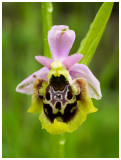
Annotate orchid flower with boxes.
[16,25,102,135]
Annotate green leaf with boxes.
[77,2,114,66]
[41,2,53,58]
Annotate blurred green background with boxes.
[2,2,119,158]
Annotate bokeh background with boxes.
[2,2,119,158]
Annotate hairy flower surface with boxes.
[16,25,102,134]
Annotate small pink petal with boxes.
[35,56,53,69]
[69,64,102,100]
[48,25,75,61]
[16,67,49,95]
[62,53,83,70]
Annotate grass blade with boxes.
[77,2,114,66]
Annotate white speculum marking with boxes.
[44,85,76,114]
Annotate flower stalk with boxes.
[41,2,53,58]
[58,134,66,158]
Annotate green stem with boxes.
[41,2,53,58]
[49,134,66,158]
[58,134,66,158]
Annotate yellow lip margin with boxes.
[39,91,98,135]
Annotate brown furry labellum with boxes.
[33,76,87,123]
